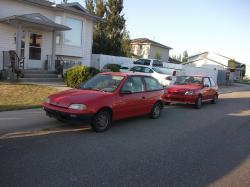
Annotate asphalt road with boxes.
[0,90,250,187]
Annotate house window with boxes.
[64,17,83,47]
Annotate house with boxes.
[185,52,245,80]
[130,38,172,62]
[0,0,101,80]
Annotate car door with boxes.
[143,76,164,112]
[113,76,146,120]
[202,77,212,100]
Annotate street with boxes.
[0,89,250,187]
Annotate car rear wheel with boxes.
[211,94,218,104]
[150,102,162,119]
[195,96,202,109]
[91,109,112,132]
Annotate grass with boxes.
[0,82,59,111]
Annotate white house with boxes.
[0,0,101,73]
[185,52,244,80]
[130,38,172,62]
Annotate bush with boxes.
[64,65,100,88]
[103,64,121,72]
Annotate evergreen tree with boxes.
[85,0,131,56]
[182,50,188,63]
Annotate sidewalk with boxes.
[218,83,250,94]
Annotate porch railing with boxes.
[2,50,24,79]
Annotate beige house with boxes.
[130,38,172,62]
[0,0,100,73]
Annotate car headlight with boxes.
[44,97,50,104]
[68,104,87,110]
[185,90,194,95]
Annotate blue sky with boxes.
[55,0,250,64]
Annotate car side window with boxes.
[153,60,163,67]
[209,78,216,87]
[204,78,211,87]
[131,66,142,72]
[144,77,163,91]
[121,77,144,93]
[142,67,153,73]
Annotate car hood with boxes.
[48,89,111,108]
[167,84,201,93]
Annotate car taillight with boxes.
[172,71,176,76]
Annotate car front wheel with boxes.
[211,94,218,104]
[91,109,112,132]
[195,96,202,109]
[150,102,162,119]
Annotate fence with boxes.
[91,54,136,69]
[91,54,232,84]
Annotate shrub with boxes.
[64,65,100,88]
[103,64,121,72]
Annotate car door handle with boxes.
[142,96,146,99]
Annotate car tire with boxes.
[150,102,162,119]
[195,96,202,109]
[91,109,112,132]
[211,94,218,104]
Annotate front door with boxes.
[27,32,43,69]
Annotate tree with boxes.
[182,50,188,63]
[85,0,131,56]
[154,50,161,60]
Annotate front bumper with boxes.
[164,94,197,104]
[43,103,94,122]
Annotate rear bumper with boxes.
[43,104,94,122]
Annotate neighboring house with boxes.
[0,0,101,72]
[130,38,172,62]
[185,52,244,80]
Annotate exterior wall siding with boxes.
[0,0,94,69]
[0,24,16,70]
[148,45,169,62]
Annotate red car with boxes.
[164,75,218,108]
[43,72,165,132]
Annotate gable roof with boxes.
[17,0,102,22]
[131,38,172,49]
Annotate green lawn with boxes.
[0,82,59,111]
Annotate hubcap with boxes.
[153,105,161,117]
[96,113,109,129]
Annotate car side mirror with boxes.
[120,90,132,94]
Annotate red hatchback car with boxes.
[43,72,165,132]
[164,75,218,108]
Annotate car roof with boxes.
[131,65,153,68]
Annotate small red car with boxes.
[43,72,165,132]
[164,75,218,108]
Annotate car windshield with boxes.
[80,74,124,92]
[174,76,202,85]
[152,67,173,75]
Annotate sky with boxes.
[55,0,250,64]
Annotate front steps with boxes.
[19,70,64,83]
